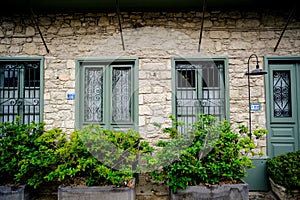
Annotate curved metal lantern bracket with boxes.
[245,54,267,138]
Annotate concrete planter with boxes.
[269,178,300,200]
[0,185,35,200]
[243,156,269,191]
[58,185,136,200]
[170,182,249,200]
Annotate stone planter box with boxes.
[269,178,300,200]
[58,185,136,200]
[0,185,35,200]
[170,182,249,200]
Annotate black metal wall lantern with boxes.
[245,54,267,139]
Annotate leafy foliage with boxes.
[0,121,153,188]
[146,114,266,193]
[252,125,268,139]
[16,128,67,188]
[44,124,153,187]
[0,118,45,186]
[267,150,300,193]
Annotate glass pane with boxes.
[24,63,40,123]
[202,62,220,88]
[24,63,40,87]
[112,67,131,122]
[84,67,103,122]
[273,70,292,118]
[1,64,19,88]
[177,69,196,88]
[202,62,223,119]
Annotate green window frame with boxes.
[172,57,229,132]
[0,57,44,124]
[75,58,139,131]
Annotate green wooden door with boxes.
[266,58,300,158]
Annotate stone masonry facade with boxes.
[0,10,300,155]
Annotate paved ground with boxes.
[249,191,279,200]
[36,191,279,200]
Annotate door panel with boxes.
[267,63,299,158]
[271,144,295,157]
[270,126,295,137]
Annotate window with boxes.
[76,59,138,131]
[172,57,229,133]
[0,58,44,124]
[273,70,292,118]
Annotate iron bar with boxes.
[274,3,296,52]
[115,0,125,51]
[247,55,254,138]
[198,0,206,52]
[30,9,50,53]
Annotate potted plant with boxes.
[242,126,269,191]
[267,150,300,200]
[44,124,153,200]
[144,114,265,200]
[0,118,45,200]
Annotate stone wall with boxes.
[0,10,300,154]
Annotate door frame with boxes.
[264,56,300,157]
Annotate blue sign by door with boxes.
[250,103,261,112]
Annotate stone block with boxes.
[236,19,260,28]
[159,71,171,79]
[47,27,58,34]
[141,63,168,71]
[152,86,164,93]
[150,117,165,124]
[170,183,249,200]
[139,95,144,105]
[139,116,146,126]
[70,20,81,27]
[139,105,153,115]
[1,21,14,30]
[98,17,110,26]
[64,81,75,88]
[22,43,38,55]
[67,60,75,69]
[0,185,35,200]
[58,27,74,36]
[209,30,230,39]
[269,178,300,200]
[228,40,251,50]
[39,17,52,26]
[9,46,21,53]
[51,92,66,100]
[0,30,4,37]
[25,26,35,36]
[139,86,152,94]
[58,185,135,200]
[143,94,166,103]
[136,174,168,200]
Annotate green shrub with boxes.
[0,120,153,188]
[145,114,266,193]
[267,150,300,193]
[45,124,153,187]
[16,128,67,188]
[0,118,68,188]
[0,118,45,186]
